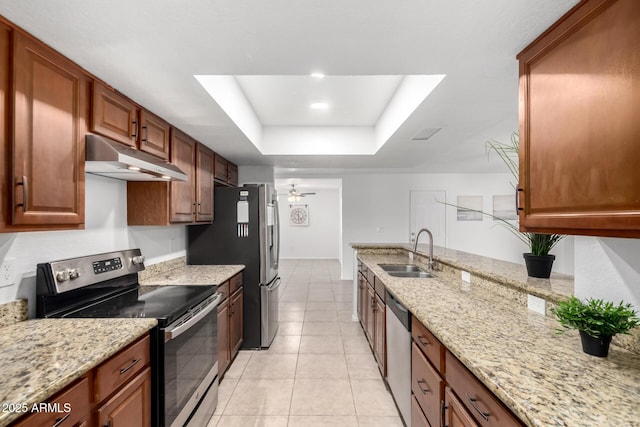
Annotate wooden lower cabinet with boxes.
[96,367,151,427]
[373,292,386,375]
[411,394,431,427]
[230,287,243,358]
[218,298,230,377]
[218,272,244,379]
[365,284,375,343]
[411,342,443,427]
[444,386,478,427]
[357,273,365,324]
[10,334,151,427]
[12,377,91,427]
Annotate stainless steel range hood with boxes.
[85,134,188,181]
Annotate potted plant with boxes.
[486,133,564,278]
[552,296,639,357]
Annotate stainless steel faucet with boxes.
[413,228,434,270]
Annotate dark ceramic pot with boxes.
[579,330,612,357]
[523,253,555,278]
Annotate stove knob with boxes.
[131,255,145,265]
[68,268,80,279]
[55,269,69,282]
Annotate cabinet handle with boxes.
[516,187,524,211]
[16,176,27,212]
[141,125,148,142]
[52,413,70,427]
[103,421,113,427]
[416,379,430,394]
[417,335,429,347]
[466,394,490,421]
[131,119,138,139]
[119,358,141,375]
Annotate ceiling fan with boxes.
[280,184,316,202]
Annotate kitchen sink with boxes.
[378,264,434,278]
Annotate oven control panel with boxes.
[37,248,146,295]
[92,257,123,274]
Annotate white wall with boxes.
[277,188,341,259]
[575,237,640,311]
[0,174,186,316]
[330,172,574,280]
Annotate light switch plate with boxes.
[461,270,471,283]
[527,294,546,315]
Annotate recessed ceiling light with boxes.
[311,72,325,79]
[310,102,329,110]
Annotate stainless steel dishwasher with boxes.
[385,289,411,426]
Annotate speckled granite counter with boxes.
[354,243,574,303]
[0,318,157,426]
[139,260,245,287]
[355,249,640,426]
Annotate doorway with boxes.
[409,190,446,247]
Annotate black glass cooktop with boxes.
[61,285,217,327]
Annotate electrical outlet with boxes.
[0,258,16,287]
[527,294,546,315]
[461,270,471,283]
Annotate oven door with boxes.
[161,293,221,427]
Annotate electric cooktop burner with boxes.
[59,285,217,326]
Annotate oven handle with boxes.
[164,293,222,342]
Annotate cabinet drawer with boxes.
[411,342,443,427]
[13,377,90,427]
[373,276,386,301]
[411,394,431,427]
[96,367,151,427]
[217,280,230,303]
[95,335,150,402]
[366,269,376,287]
[445,351,522,427]
[411,316,444,373]
[229,272,243,294]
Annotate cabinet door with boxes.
[195,143,214,222]
[214,154,228,182]
[365,284,375,344]
[169,128,196,222]
[374,293,386,375]
[230,287,243,358]
[218,300,230,377]
[412,343,443,427]
[91,80,137,147]
[357,273,365,324]
[96,367,152,427]
[139,109,170,160]
[228,162,238,186]
[517,0,640,237]
[444,386,478,427]
[12,32,87,226]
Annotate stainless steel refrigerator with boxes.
[187,183,280,348]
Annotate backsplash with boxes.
[0,300,28,328]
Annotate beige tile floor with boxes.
[207,259,403,427]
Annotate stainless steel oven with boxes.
[160,292,220,427]
[36,249,221,427]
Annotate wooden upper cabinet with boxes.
[11,31,87,226]
[228,162,238,186]
[214,153,228,182]
[91,81,170,160]
[196,144,214,222]
[139,109,170,160]
[91,80,137,147]
[517,0,640,237]
[169,129,196,223]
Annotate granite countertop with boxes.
[0,318,157,426]
[352,243,574,303]
[356,251,640,427]
[139,263,245,286]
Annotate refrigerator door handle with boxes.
[273,198,280,269]
[266,277,281,292]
